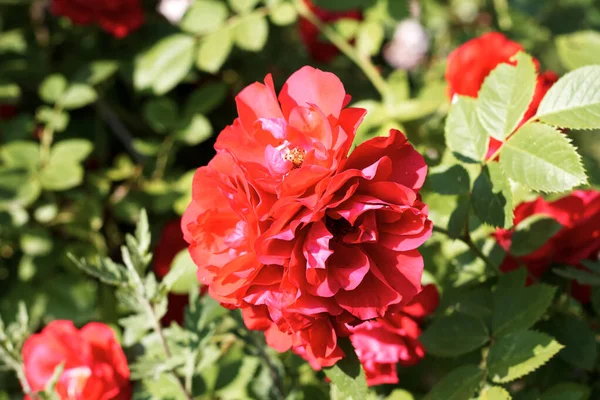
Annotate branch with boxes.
[293,0,390,99]
[432,225,502,276]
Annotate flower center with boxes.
[283,147,306,169]
[325,215,354,239]
[61,366,92,400]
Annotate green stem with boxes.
[39,103,63,167]
[152,136,174,181]
[294,0,390,99]
[433,225,502,276]
[493,0,513,30]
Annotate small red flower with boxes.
[350,285,439,386]
[445,32,559,160]
[495,190,600,303]
[154,219,191,325]
[22,321,130,400]
[298,0,362,63]
[52,0,144,38]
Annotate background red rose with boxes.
[154,219,191,325]
[298,0,362,63]
[495,190,600,302]
[52,0,144,38]
[445,32,559,159]
[350,284,439,386]
[22,321,130,400]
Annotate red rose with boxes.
[298,0,362,63]
[154,219,191,325]
[52,0,144,38]
[183,66,432,369]
[350,285,439,386]
[22,320,130,400]
[445,32,559,160]
[494,190,600,303]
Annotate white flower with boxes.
[158,0,193,24]
[383,19,430,71]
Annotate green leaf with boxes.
[68,254,127,286]
[553,267,600,285]
[477,52,537,140]
[175,114,213,145]
[480,386,512,400]
[537,65,600,129]
[428,164,470,195]
[487,331,563,383]
[39,161,84,191]
[197,29,233,73]
[0,81,21,103]
[50,139,93,164]
[269,2,297,26]
[162,250,198,294]
[541,383,591,400]
[181,0,229,35]
[1,141,40,169]
[445,96,489,163]
[143,98,179,133]
[20,229,53,256]
[185,82,227,115]
[312,0,374,11]
[509,215,562,257]
[73,60,119,85]
[592,288,600,315]
[447,195,470,238]
[472,163,513,228]
[423,365,482,400]
[135,209,151,255]
[36,106,70,132]
[39,74,67,104]
[324,340,369,400]
[134,34,195,95]
[60,83,97,109]
[499,123,586,192]
[556,31,600,71]
[386,389,415,400]
[544,314,597,370]
[234,13,269,52]
[493,284,556,337]
[229,0,259,13]
[420,314,489,357]
[356,21,384,57]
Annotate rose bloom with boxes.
[52,0,144,38]
[154,219,191,325]
[298,0,362,63]
[350,285,439,385]
[495,190,600,303]
[445,32,559,159]
[182,66,432,368]
[22,320,130,400]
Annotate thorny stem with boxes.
[0,345,36,399]
[432,225,502,276]
[293,0,390,99]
